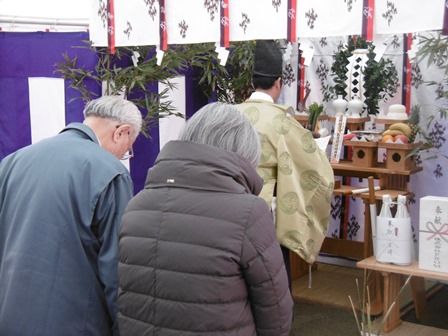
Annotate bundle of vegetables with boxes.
[306,102,324,132]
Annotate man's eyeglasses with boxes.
[121,147,134,161]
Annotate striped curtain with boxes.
[0,32,200,194]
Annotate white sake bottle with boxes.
[394,195,413,265]
[376,194,393,263]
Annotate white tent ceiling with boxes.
[0,0,90,31]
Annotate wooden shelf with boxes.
[343,140,379,147]
[294,114,329,128]
[323,160,423,261]
[331,160,423,179]
[368,321,448,336]
[294,114,329,122]
[357,256,448,281]
[375,118,409,126]
[332,185,411,200]
[358,256,448,334]
[328,116,371,123]
[328,116,371,131]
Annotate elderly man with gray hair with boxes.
[0,95,142,336]
[118,102,293,336]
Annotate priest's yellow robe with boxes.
[237,99,334,264]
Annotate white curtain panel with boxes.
[408,31,448,219]
[375,0,445,35]
[28,77,66,144]
[158,76,186,151]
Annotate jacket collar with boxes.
[145,141,263,196]
[59,123,100,145]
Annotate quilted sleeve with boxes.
[241,198,294,336]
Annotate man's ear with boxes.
[113,124,131,142]
[273,77,282,92]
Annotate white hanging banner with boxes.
[229,0,287,42]
[88,0,447,47]
[165,0,220,45]
[295,0,363,38]
[375,0,445,35]
[114,0,160,47]
[89,0,108,47]
[90,0,160,47]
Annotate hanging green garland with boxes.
[322,36,399,115]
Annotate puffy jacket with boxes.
[118,140,293,336]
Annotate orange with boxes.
[381,134,394,143]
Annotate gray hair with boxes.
[83,96,143,137]
[179,102,261,168]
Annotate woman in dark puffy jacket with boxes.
[118,102,293,336]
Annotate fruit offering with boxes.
[381,122,411,144]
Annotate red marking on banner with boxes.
[366,0,374,41]
[159,0,168,50]
[287,0,297,43]
[220,0,229,48]
[362,0,374,41]
[107,0,115,54]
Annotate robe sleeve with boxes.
[275,117,334,264]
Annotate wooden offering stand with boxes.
[295,114,329,128]
[322,116,421,317]
[329,116,370,131]
[343,140,378,168]
[378,141,421,171]
[291,114,422,319]
[375,118,409,128]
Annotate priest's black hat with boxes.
[253,40,283,78]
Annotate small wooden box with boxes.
[343,140,378,167]
[378,142,420,171]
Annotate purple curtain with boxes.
[0,31,159,194]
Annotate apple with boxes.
[394,134,409,144]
